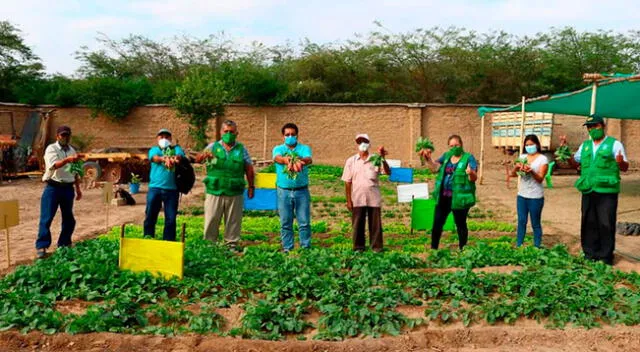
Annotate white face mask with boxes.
[158,138,171,149]
[358,143,370,152]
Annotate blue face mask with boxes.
[285,135,297,146]
[525,145,537,154]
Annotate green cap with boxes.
[583,114,605,126]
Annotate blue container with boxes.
[129,183,140,194]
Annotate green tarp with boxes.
[411,199,456,232]
[478,74,640,119]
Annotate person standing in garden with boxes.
[561,114,628,265]
[143,128,185,241]
[36,126,83,258]
[420,134,478,250]
[273,123,313,252]
[197,120,255,252]
[510,134,549,248]
[341,133,390,252]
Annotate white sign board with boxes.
[397,183,429,203]
[386,159,402,168]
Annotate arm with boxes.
[345,182,353,212]
[559,135,580,169]
[420,149,441,173]
[245,163,255,199]
[466,155,478,182]
[529,163,548,184]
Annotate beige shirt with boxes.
[341,154,382,208]
[42,142,77,183]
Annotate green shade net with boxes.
[478,74,640,119]
[411,199,456,231]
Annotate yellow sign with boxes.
[255,173,277,189]
[0,200,19,230]
[119,238,184,279]
[103,182,114,205]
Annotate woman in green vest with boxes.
[420,135,478,249]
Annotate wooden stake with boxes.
[479,115,486,185]
[120,223,126,239]
[590,83,598,115]
[4,215,10,269]
[263,113,268,160]
[517,96,527,189]
[106,204,109,231]
[181,223,186,243]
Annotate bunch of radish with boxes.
[415,137,435,164]
[285,151,302,180]
[69,161,85,177]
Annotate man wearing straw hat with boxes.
[560,114,628,265]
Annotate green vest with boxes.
[574,137,620,194]
[433,152,476,210]
[203,142,246,196]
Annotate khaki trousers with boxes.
[204,194,244,246]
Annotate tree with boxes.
[0,21,44,101]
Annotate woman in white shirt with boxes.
[510,135,549,248]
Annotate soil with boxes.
[1,166,639,351]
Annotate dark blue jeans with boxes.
[36,184,76,249]
[144,187,179,241]
[516,195,544,247]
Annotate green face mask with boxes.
[450,146,463,156]
[222,132,237,144]
[589,128,604,140]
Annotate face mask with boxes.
[158,138,171,149]
[450,146,463,156]
[525,145,537,154]
[285,135,297,146]
[358,143,370,152]
[222,132,236,144]
[589,128,604,140]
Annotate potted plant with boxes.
[129,173,141,194]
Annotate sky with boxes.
[2,0,640,75]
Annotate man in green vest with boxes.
[197,120,255,252]
[560,114,629,265]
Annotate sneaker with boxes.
[36,248,47,259]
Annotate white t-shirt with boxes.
[517,153,548,199]
[42,142,78,183]
[573,136,628,163]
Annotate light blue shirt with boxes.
[273,143,312,188]
[148,145,186,190]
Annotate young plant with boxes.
[514,156,528,177]
[555,145,572,162]
[415,137,435,163]
[369,153,384,167]
[130,173,141,184]
[69,160,85,177]
[285,151,301,180]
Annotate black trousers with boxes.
[431,196,469,249]
[352,207,383,251]
[581,192,618,265]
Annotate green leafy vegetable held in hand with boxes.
[555,145,572,162]
[163,147,176,171]
[415,137,435,163]
[515,157,528,177]
[369,153,384,167]
[285,151,301,180]
[69,161,85,177]
[130,173,141,184]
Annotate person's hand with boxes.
[522,164,532,173]
[559,135,567,147]
[514,162,522,171]
[66,154,81,163]
[616,150,624,164]
[419,149,432,161]
[346,199,353,212]
[247,187,255,199]
[466,165,476,176]
[378,146,388,158]
[75,188,83,201]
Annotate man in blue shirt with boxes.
[144,129,185,241]
[273,123,313,252]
